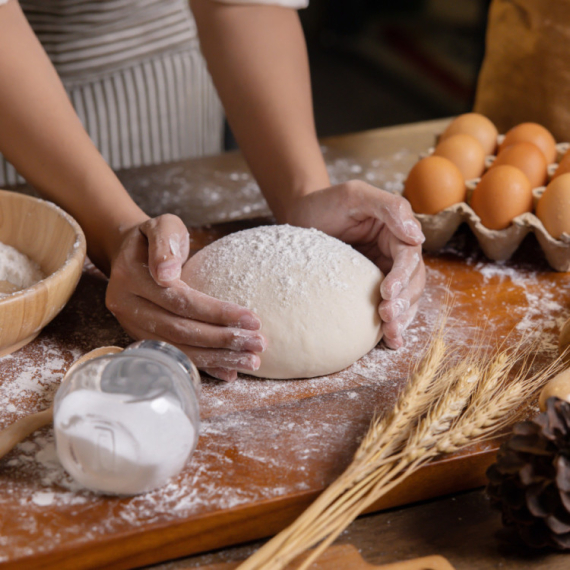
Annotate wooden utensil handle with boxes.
[0,407,53,459]
[0,345,123,461]
[197,544,455,569]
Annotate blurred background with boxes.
[300,0,493,137]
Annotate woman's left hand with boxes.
[285,180,426,349]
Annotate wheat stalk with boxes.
[236,325,565,570]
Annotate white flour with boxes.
[3,139,570,562]
[121,146,415,226]
[188,225,368,309]
[0,241,44,296]
[55,390,197,495]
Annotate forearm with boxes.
[190,0,329,222]
[0,1,148,273]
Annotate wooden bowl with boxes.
[0,190,86,357]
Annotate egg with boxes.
[403,156,466,215]
[489,142,547,188]
[470,165,533,230]
[499,122,557,164]
[432,134,486,180]
[551,149,570,181]
[539,368,570,411]
[440,113,498,155]
[536,173,570,239]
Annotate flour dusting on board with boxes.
[121,145,413,226]
[0,251,567,561]
[3,139,570,562]
[1,251,569,564]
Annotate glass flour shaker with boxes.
[53,340,201,495]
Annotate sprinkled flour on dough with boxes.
[190,225,365,310]
[0,242,44,296]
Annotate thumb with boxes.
[139,214,191,287]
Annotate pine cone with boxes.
[486,397,570,549]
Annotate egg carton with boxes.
[406,139,570,272]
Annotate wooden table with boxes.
[1,118,570,570]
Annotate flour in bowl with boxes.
[0,241,44,296]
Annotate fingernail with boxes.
[157,260,180,282]
[393,298,410,318]
[404,220,425,242]
[169,236,181,258]
[239,355,261,371]
[238,314,261,330]
[219,369,237,382]
[383,335,403,350]
[380,298,409,321]
[386,281,403,300]
[230,331,267,352]
[210,368,236,382]
[245,335,267,353]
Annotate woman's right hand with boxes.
[105,214,266,382]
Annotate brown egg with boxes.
[489,142,547,188]
[536,173,570,238]
[440,113,498,155]
[539,368,570,411]
[403,156,466,215]
[551,149,570,181]
[432,134,486,180]
[499,122,557,164]
[470,165,533,230]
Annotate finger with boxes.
[120,295,267,351]
[122,262,262,329]
[379,262,424,323]
[183,346,261,371]
[380,244,423,301]
[379,296,410,324]
[162,282,262,329]
[382,303,419,349]
[114,225,259,330]
[203,368,238,382]
[352,183,425,246]
[125,323,262,370]
[140,214,191,286]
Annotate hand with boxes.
[285,181,426,349]
[106,214,266,382]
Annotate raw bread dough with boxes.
[182,225,383,379]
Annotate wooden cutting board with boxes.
[198,544,455,569]
[0,229,566,570]
[1,121,569,570]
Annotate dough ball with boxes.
[182,225,384,379]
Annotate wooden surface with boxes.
[1,118,570,570]
[0,190,86,356]
[194,544,455,570]
[160,490,570,570]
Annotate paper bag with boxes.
[474,0,570,141]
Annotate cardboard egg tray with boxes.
[404,138,570,272]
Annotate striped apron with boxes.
[0,0,224,186]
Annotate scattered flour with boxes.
[119,146,415,227]
[3,139,570,563]
[0,241,44,296]
[31,491,55,507]
[187,226,369,310]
